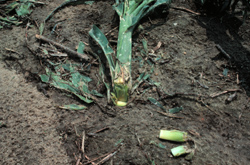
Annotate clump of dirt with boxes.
[1,0,250,164]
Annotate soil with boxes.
[1,0,250,164]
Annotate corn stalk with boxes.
[89,0,171,106]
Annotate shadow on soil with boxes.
[196,14,250,96]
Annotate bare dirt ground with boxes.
[1,0,250,164]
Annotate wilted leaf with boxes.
[148,78,161,87]
[74,93,93,103]
[71,72,92,88]
[91,90,104,97]
[39,22,44,35]
[0,16,22,25]
[169,106,183,114]
[223,68,228,76]
[131,72,150,93]
[5,2,19,14]
[114,139,124,146]
[59,104,87,110]
[149,140,167,149]
[16,2,33,16]
[40,74,49,83]
[142,39,148,54]
[148,97,166,111]
[42,49,48,55]
[77,41,85,54]
[84,1,95,5]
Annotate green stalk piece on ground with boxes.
[171,145,191,157]
[159,130,188,142]
[89,0,171,106]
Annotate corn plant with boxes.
[89,0,171,106]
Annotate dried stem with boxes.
[35,34,89,61]
[210,89,241,98]
[171,6,201,15]
[216,44,231,59]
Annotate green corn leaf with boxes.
[5,2,19,14]
[89,25,115,72]
[77,41,85,54]
[51,80,79,94]
[74,93,93,103]
[70,72,92,88]
[41,68,93,104]
[42,49,48,55]
[40,74,50,83]
[115,139,124,146]
[131,72,150,93]
[84,1,95,5]
[149,140,167,149]
[113,1,124,16]
[91,90,104,97]
[0,16,22,25]
[142,39,148,54]
[169,106,183,114]
[81,84,90,93]
[148,97,166,110]
[223,68,228,76]
[16,2,33,16]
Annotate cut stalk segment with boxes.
[171,145,192,157]
[159,130,188,142]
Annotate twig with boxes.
[17,0,46,4]
[105,26,118,35]
[156,110,184,119]
[150,41,162,54]
[35,34,90,61]
[188,130,201,137]
[199,99,221,116]
[81,131,85,153]
[84,154,107,165]
[5,48,22,56]
[95,151,117,165]
[93,127,110,134]
[83,145,122,165]
[236,74,240,84]
[76,154,82,165]
[171,6,201,15]
[153,41,162,52]
[87,127,110,136]
[210,89,241,98]
[215,44,231,59]
[85,155,97,165]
